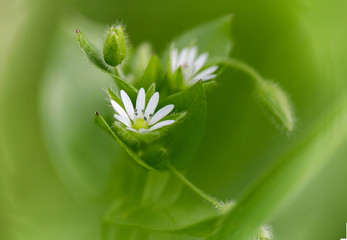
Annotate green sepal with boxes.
[170,66,185,92]
[145,83,156,104]
[103,25,127,67]
[256,79,295,132]
[95,108,187,171]
[107,88,124,108]
[76,29,109,72]
[109,74,139,101]
[135,54,163,90]
[94,112,155,170]
[129,42,153,79]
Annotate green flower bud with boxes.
[103,25,127,67]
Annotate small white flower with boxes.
[171,46,218,85]
[111,88,175,133]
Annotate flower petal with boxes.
[138,128,149,133]
[191,65,218,81]
[126,127,137,132]
[178,48,188,67]
[190,74,218,85]
[111,100,130,120]
[171,48,178,72]
[144,92,159,118]
[136,88,146,114]
[193,53,208,75]
[187,47,198,67]
[200,74,217,81]
[148,104,174,126]
[114,114,131,127]
[121,90,135,120]
[149,120,175,131]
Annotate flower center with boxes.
[133,118,148,130]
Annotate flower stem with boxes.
[114,66,121,77]
[168,164,225,210]
[225,58,263,84]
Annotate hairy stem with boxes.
[114,66,121,77]
[169,164,225,210]
[224,58,263,84]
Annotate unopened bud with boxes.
[103,25,127,67]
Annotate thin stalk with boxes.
[169,164,225,210]
[114,66,121,77]
[224,58,263,84]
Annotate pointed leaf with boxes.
[129,42,153,78]
[76,29,109,72]
[108,73,139,101]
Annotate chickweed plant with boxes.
[73,15,347,240]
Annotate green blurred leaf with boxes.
[166,15,233,62]
[41,23,125,200]
[208,99,347,240]
[128,42,153,79]
[102,171,222,239]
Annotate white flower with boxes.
[171,46,218,85]
[111,88,175,133]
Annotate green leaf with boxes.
[128,42,153,79]
[134,54,163,90]
[94,113,155,171]
[162,15,233,67]
[159,81,207,169]
[221,58,296,132]
[102,171,222,239]
[208,99,347,240]
[108,73,139,101]
[171,15,233,59]
[76,29,109,72]
[169,66,185,93]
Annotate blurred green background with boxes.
[1,0,347,239]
